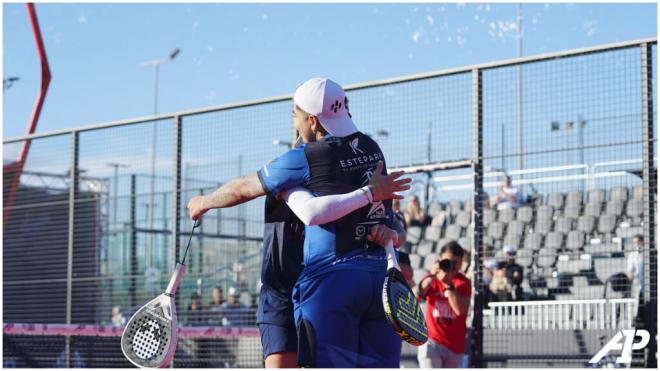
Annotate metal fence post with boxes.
[65,131,79,368]
[129,174,137,307]
[641,42,657,368]
[470,68,484,368]
[172,115,182,321]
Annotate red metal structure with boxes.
[3,3,52,229]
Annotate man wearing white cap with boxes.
[187,78,409,367]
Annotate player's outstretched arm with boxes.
[188,173,265,220]
[282,161,411,226]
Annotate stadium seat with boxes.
[556,255,591,273]
[594,257,626,284]
[632,185,643,200]
[457,237,471,252]
[554,217,574,234]
[626,198,643,220]
[498,207,516,223]
[566,230,586,251]
[534,218,553,235]
[487,222,505,240]
[615,226,643,239]
[536,205,554,221]
[406,226,422,244]
[588,189,606,204]
[449,200,463,216]
[464,198,473,213]
[423,255,438,271]
[423,225,442,242]
[597,214,617,235]
[445,224,463,240]
[431,212,448,227]
[436,238,452,253]
[515,248,533,267]
[516,206,534,224]
[577,215,596,234]
[585,202,602,218]
[584,242,622,255]
[524,233,544,251]
[605,200,624,216]
[507,220,525,236]
[416,240,435,256]
[455,211,471,228]
[545,231,564,250]
[564,204,581,220]
[427,202,443,217]
[547,192,564,211]
[610,187,628,203]
[413,268,428,284]
[483,208,497,226]
[536,248,558,268]
[503,234,521,249]
[409,254,423,269]
[566,190,584,207]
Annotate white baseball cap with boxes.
[293,77,358,137]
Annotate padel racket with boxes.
[382,240,428,346]
[121,220,200,368]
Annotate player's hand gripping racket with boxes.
[382,240,428,346]
[121,220,200,368]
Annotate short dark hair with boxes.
[440,241,465,258]
[633,234,643,242]
[398,252,411,266]
[191,293,200,300]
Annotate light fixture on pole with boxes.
[140,48,181,270]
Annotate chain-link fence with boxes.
[3,38,657,368]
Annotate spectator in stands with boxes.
[404,194,430,227]
[111,305,126,326]
[206,286,225,325]
[188,293,206,326]
[220,287,250,326]
[627,234,644,295]
[503,245,524,301]
[489,262,513,302]
[417,242,471,368]
[398,252,415,288]
[494,175,522,210]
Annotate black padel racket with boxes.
[382,240,428,346]
[121,220,199,368]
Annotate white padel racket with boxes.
[121,220,200,368]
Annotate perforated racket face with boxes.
[121,295,176,368]
[382,268,428,346]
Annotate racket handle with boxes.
[384,240,400,271]
[166,263,186,296]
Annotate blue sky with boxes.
[3,2,657,139]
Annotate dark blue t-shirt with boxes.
[256,194,305,326]
[257,133,394,281]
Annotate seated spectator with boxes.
[111,305,126,326]
[494,175,522,210]
[404,195,430,227]
[503,245,524,301]
[206,286,225,325]
[188,293,206,326]
[220,287,250,326]
[489,262,513,302]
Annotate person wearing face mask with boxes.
[416,241,471,368]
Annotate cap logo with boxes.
[330,100,342,113]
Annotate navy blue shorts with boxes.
[258,323,298,358]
